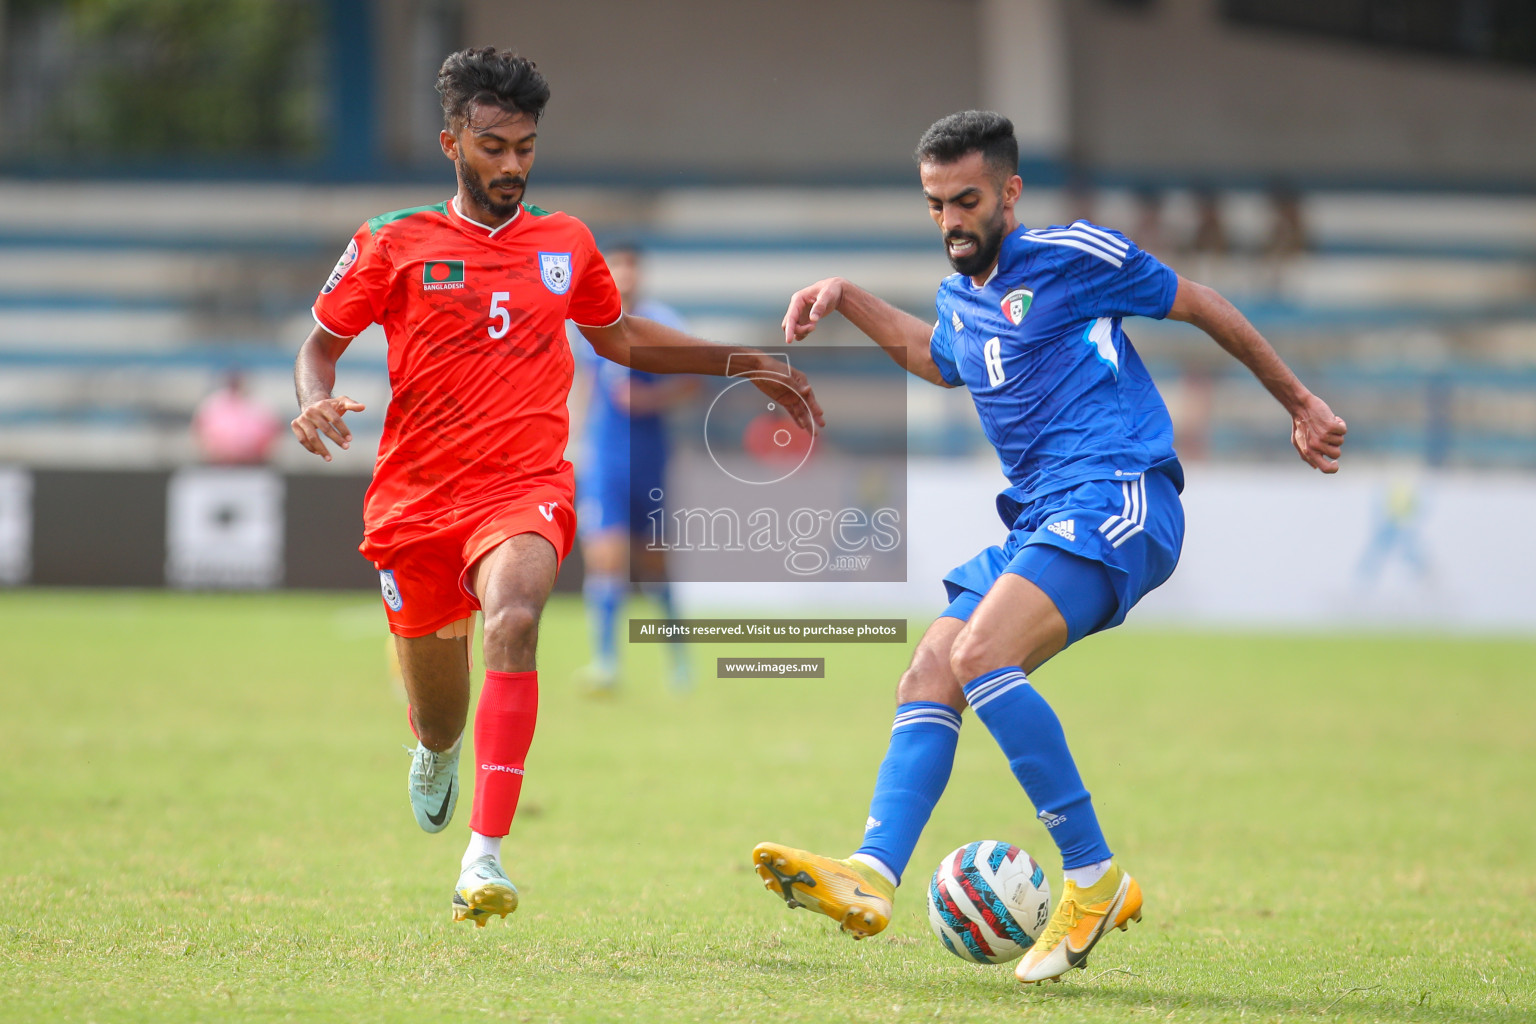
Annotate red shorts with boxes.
[362,481,576,638]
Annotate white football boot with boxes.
[407,739,459,833]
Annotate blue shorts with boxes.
[941,470,1184,647]
[577,456,665,537]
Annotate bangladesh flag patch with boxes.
[422,260,465,290]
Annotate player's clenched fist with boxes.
[291,395,366,462]
[1290,393,1347,474]
[783,277,846,343]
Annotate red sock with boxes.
[470,670,538,837]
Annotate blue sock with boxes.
[582,572,624,665]
[640,580,676,621]
[853,702,962,885]
[962,668,1112,870]
[641,581,689,681]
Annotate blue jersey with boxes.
[580,298,687,469]
[929,220,1182,526]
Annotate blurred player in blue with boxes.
[752,111,1347,983]
[575,242,696,692]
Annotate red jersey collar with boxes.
[449,195,523,238]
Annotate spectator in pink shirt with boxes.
[193,372,282,464]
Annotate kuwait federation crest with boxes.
[1002,287,1034,326]
[539,251,572,294]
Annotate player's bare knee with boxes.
[896,639,965,709]
[481,602,541,662]
[896,666,964,709]
[948,628,1016,686]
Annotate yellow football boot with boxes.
[1016,861,1141,983]
[451,855,519,928]
[752,842,895,939]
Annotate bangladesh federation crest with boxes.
[379,569,403,611]
[1002,287,1034,326]
[539,251,572,294]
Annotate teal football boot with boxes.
[407,739,459,833]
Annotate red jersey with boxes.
[312,198,621,552]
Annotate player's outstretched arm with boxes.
[579,315,825,431]
[291,322,366,463]
[1167,276,1346,474]
[625,376,700,415]
[783,277,954,387]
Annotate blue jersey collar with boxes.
[967,226,1029,291]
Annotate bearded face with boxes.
[920,152,1018,282]
[443,102,537,224]
[458,152,525,220]
[943,197,1007,277]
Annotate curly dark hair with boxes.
[914,110,1018,179]
[436,47,551,131]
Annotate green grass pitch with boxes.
[0,590,1531,1023]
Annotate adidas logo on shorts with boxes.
[1046,519,1076,542]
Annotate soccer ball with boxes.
[927,840,1051,964]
